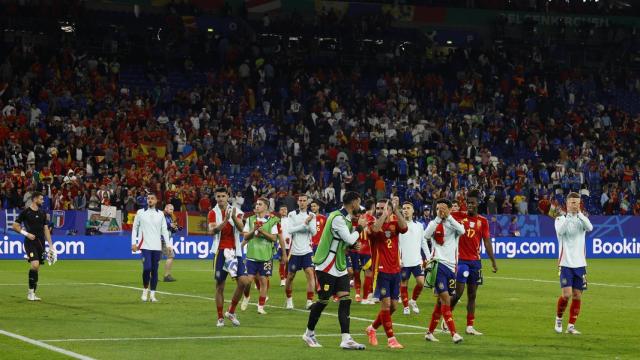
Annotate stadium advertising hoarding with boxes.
[1,210,639,259]
[0,235,638,261]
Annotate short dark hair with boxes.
[467,189,480,200]
[215,187,229,195]
[402,201,414,208]
[451,199,459,205]
[310,199,322,208]
[436,198,452,208]
[297,194,308,200]
[31,191,44,200]
[342,191,361,205]
[256,197,269,206]
[377,198,389,204]
[146,192,157,198]
[364,198,376,211]
[567,192,580,199]
[279,204,288,210]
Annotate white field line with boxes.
[0,283,103,286]
[40,332,426,343]
[0,329,96,360]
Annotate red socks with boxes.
[286,289,292,298]
[569,299,581,325]
[428,302,442,333]
[380,309,394,338]
[279,261,287,280]
[229,298,239,314]
[441,304,457,336]
[307,291,314,301]
[258,296,266,306]
[557,296,569,318]
[467,312,475,327]
[400,285,409,307]
[217,305,223,319]
[412,284,423,301]
[363,275,373,298]
[354,271,361,296]
[372,312,382,329]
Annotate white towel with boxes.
[222,248,238,278]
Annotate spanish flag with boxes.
[187,213,208,235]
[140,141,167,158]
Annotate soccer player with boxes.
[554,192,593,335]
[278,204,291,287]
[12,191,55,301]
[131,192,172,303]
[358,198,376,304]
[310,200,326,254]
[302,191,367,350]
[365,199,408,349]
[285,194,317,310]
[242,198,281,315]
[424,198,465,343]
[162,204,178,282]
[399,201,431,315]
[447,190,498,335]
[207,187,245,327]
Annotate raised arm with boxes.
[447,215,465,236]
[577,212,593,232]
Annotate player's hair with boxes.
[310,199,322,208]
[364,198,376,211]
[342,191,361,205]
[297,194,308,200]
[31,191,44,200]
[279,204,288,209]
[451,199,459,205]
[146,192,157,198]
[377,198,389,204]
[214,187,229,195]
[256,197,269,206]
[436,198,452,208]
[402,201,414,208]
[567,192,580,199]
[467,189,480,200]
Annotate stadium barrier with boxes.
[1,210,639,259]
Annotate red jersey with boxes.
[207,207,242,250]
[452,211,489,261]
[357,213,376,255]
[311,214,327,247]
[370,217,408,274]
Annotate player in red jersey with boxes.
[365,199,408,349]
[310,200,326,254]
[448,190,498,335]
[357,199,376,304]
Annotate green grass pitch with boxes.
[1,259,638,359]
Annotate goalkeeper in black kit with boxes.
[12,191,56,301]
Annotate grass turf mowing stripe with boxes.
[0,330,96,360]
[97,282,426,330]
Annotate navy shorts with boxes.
[434,263,457,296]
[456,260,483,285]
[560,266,587,290]
[246,259,273,277]
[213,251,246,282]
[401,265,425,281]
[347,253,371,271]
[141,249,162,271]
[288,253,313,272]
[375,271,402,299]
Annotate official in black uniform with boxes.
[12,191,55,301]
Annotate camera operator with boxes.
[162,204,181,282]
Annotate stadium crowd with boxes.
[1,2,640,218]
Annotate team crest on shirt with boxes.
[385,231,391,238]
[561,278,567,285]
[30,252,34,258]
[470,222,475,228]
[324,284,330,291]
